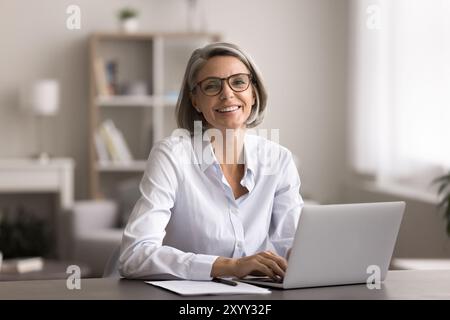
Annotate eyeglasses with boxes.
[193,73,253,96]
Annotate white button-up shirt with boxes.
[119,132,303,280]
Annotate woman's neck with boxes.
[210,128,246,165]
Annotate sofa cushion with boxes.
[75,229,123,277]
[115,178,141,228]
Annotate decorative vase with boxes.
[121,18,139,33]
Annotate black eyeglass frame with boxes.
[192,73,254,96]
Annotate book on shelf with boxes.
[105,60,118,95]
[93,57,117,96]
[93,57,109,97]
[94,130,110,164]
[1,257,44,274]
[96,119,133,164]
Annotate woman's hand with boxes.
[211,251,288,281]
[234,251,288,280]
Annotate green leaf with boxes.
[438,183,450,196]
[118,7,138,20]
[438,194,450,209]
[446,201,450,218]
[445,205,450,237]
[432,173,450,185]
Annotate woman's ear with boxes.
[251,85,256,106]
[190,92,201,113]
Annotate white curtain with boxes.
[349,0,450,188]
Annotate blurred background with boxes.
[0,0,449,279]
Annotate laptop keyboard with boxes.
[250,277,283,283]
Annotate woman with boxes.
[119,42,303,281]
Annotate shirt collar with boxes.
[243,133,258,176]
[192,132,218,172]
[192,131,258,175]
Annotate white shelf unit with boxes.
[96,95,178,108]
[88,32,220,198]
[96,95,156,107]
[95,160,147,172]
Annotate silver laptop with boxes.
[240,202,405,289]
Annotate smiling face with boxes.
[190,56,255,132]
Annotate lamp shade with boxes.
[20,80,60,116]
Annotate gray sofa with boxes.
[67,200,123,277]
[66,178,141,277]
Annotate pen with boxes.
[212,277,238,286]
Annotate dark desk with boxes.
[0,270,449,300]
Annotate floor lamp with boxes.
[20,79,60,163]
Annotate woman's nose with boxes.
[220,81,234,100]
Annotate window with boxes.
[349,0,450,189]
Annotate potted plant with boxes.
[0,206,51,258]
[118,7,139,33]
[432,171,450,237]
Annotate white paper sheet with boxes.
[146,280,271,296]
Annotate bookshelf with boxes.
[88,32,220,198]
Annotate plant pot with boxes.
[121,18,139,33]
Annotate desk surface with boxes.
[0,260,91,282]
[0,270,449,300]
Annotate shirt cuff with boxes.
[188,254,219,280]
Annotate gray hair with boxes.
[175,42,268,134]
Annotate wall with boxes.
[0,0,348,202]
